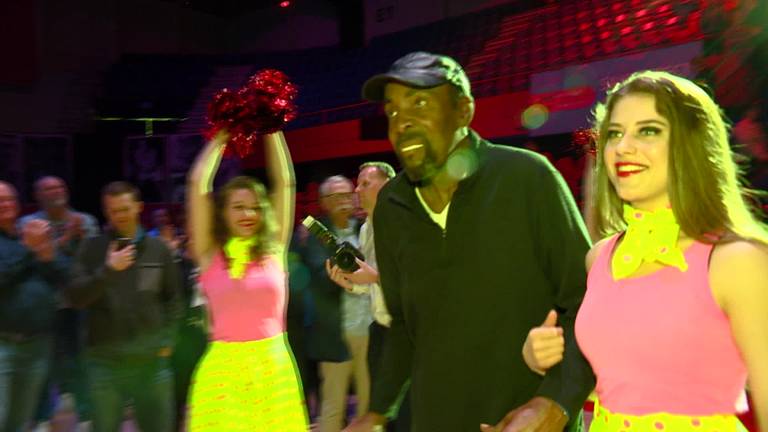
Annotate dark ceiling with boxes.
[159,0,298,16]
[158,0,350,17]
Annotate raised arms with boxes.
[187,132,227,271]
[264,131,296,260]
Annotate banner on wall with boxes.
[528,41,703,136]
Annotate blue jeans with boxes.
[0,336,52,432]
[86,356,174,432]
[35,308,90,421]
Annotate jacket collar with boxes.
[386,129,490,212]
[0,226,16,240]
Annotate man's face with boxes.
[355,167,388,215]
[103,193,143,236]
[383,83,468,183]
[153,209,169,228]
[0,183,19,226]
[36,177,69,209]
[320,180,355,220]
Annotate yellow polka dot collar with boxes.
[611,204,688,280]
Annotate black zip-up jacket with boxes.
[0,230,69,336]
[66,229,181,361]
[370,131,595,431]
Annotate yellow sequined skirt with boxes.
[187,333,308,431]
[591,401,747,432]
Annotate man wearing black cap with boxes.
[344,52,594,431]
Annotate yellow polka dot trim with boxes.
[611,204,688,280]
[591,401,747,431]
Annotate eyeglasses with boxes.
[322,192,354,200]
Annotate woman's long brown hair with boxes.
[590,70,768,244]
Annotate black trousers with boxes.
[368,322,411,432]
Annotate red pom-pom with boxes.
[572,128,597,157]
[205,69,298,158]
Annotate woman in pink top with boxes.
[524,71,767,431]
[185,130,308,431]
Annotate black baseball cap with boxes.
[362,51,472,102]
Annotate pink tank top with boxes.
[200,252,287,341]
[575,234,748,415]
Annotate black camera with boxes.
[302,216,364,272]
[116,237,132,251]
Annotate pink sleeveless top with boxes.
[200,252,287,341]
[575,234,748,415]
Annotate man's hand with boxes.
[342,412,387,432]
[326,259,356,292]
[106,241,136,271]
[522,310,564,375]
[160,225,182,253]
[480,397,568,432]
[326,257,379,289]
[67,213,85,239]
[344,258,379,285]
[57,213,85,249]
[160,224,175,241]
[22,220,55,262]
[22,219,50,248]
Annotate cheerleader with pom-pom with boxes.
[185,70,308,431]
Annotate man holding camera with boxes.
[326,162,411,432]
[66,181,181,432]
[303,175,372,432]
[344,52,594,432]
